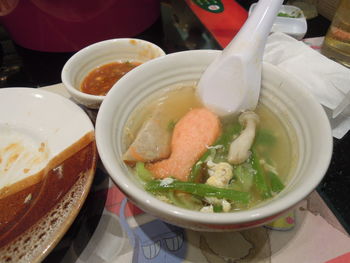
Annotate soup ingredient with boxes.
[206,160,233,188]
[200,205,214,213]
[167,191,203,210]
[135,162,153,182]
[81,61,141,96]
[267,171,285,193]
[145,179,251,203]
[132,108,287,212]
[123,107,172,164]
[200,197,232,213]
[234,164,254,191]
[189,123,242,183]
[147,107,221,181]
[124,86,291,213]
[203,197,232,212]
[228,111,260,164]
[251,149,272,199]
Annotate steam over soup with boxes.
[122,85,293,213]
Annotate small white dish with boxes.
[61,38,166,109]
[249,4,307,40]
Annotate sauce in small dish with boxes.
[81,61,142,96]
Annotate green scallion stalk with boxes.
[251,150,272,199]
[145,180,251,204]
[267,171,285,193]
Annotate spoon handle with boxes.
[197,0,284,116]
[224,0,283,59]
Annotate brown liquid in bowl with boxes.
[81,61,141,96]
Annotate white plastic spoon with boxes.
[198,0,284,116]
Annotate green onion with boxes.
[135,162,153,182]
[267,171,285,193]
[189,123,242,182]
[251,150,272,199]
[215,123,242,149]
[213,204,223,213]
[145,180,251,204]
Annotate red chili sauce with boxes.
[81,61,142,96]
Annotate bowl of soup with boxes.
[95,50,332,231]
[61,38,166,109]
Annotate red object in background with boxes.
[0,0,160,52]
[325,252,350,263]
[185,0,247,48]
[104,186,144,218]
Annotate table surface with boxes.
[0,1,349,262]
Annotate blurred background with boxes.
[0,0,339,89]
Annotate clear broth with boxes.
[123,85,293,211]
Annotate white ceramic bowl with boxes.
[61,38,166,109]
[95,50,332,231]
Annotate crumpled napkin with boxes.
[263,32,350,139]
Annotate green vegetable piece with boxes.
[254,129,276,147]
[234,164,254,192]
[213,204,223,213]
[213,123,242,161]
[251,150,272,199]
[167,120,176,132]
[215,123,242,148]
[135,162,153,182]
[145,180,251,204]
[168,191,203,210]
[267,171,285,193]
[228,181,244,192]
[189,123,242,182]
